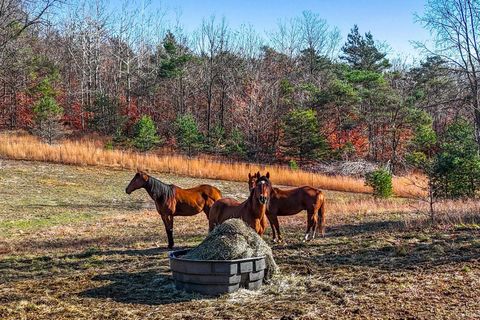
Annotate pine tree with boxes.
[341,25,390,72]
[283,108,328,163]
[433,119,480,199]
[174,114,204,156]
[133,115,161,151]
[33,96,64,144]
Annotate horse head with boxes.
[126,169,149,194]
[247,171,261,192]
[252,172,271,205]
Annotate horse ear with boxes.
[266,172,270,179]
[136,168,140,173]
[256,171,260,178]
[248,173,251,179]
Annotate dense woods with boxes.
[1,0,480,187]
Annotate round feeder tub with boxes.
[169,249,266,296]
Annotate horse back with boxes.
[208,198,242,231]
[184,184,222,201]
[272,186,323,216]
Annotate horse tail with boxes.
[317,192,326,237]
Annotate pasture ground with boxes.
[0,159,479,319]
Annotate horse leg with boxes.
[266,213,277,241]
[203,204,210,219]
[271,214,282,242]
[304,209,317,242]
[308,208,319,240]
[208,206,218,232]
[304,216,311,242]
[203,197,215,219]
[260,214,268,236]
[161,214,174,249]
[208,219,216,232]
[318,200,326,237]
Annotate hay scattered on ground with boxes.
[184,219,278,280]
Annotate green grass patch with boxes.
[0,211,99,235]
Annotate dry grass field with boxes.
[1,159,479,319]
[0,132,425,197]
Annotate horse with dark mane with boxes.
[208,173,272,235]
[126,170,222,248]
[248,172,326,242]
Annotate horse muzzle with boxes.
[258,195,268,204]
[125,187,131,194]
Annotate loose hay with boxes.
[184,219,278,280]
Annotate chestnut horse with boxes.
[248,172,326,242]
[126,170,222,249]
[208,173,272,235]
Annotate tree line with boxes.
[2,0,480,201]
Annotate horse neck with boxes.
[144,177,173,202]
[143,177,156,200]
[247,192,267,220]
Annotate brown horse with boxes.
[209,173,272,235]
[248,172,326,242]
[126,170,222,249]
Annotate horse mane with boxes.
[147,176,175,205]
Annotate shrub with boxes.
[282,108,328,162]
[133,115,161,151]
[208,124,225,153]
[32,96,64,144]
[225,128,246,158]
[104,141,114,150]
[174,114,204,156]
[432,119,480,199]
[365,168,393,198]
[289,159,299,170]
[87,94,123,135]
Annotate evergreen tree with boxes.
[133,115,161,151]
[225,128,246,159]
[174,114,204,156]
[433,119,480,199]
[31,69,64,144]
[87,94,123,135]
[158,31,192,79]
[283,108,328,162]
[341,25,390,72]
[33,96,64,144]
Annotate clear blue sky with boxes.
[118,0,432,59]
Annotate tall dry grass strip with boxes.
[0,133,424,197]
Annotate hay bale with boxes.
[184,219,278,280]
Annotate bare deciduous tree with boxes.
[417,0,480,145]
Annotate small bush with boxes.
[365,168,393,198]
[289,159,299,170]
[174,114,204,156]
[32,96,64,144]
[133,115,161,151]
[225,128,246,158]
[104,141,114,150]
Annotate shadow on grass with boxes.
[70,246,191,258]
[16,234,165,251]
[277,227,480,272]
[0,246,190,284]
[80,271,200,305]
[327,220,406,237]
